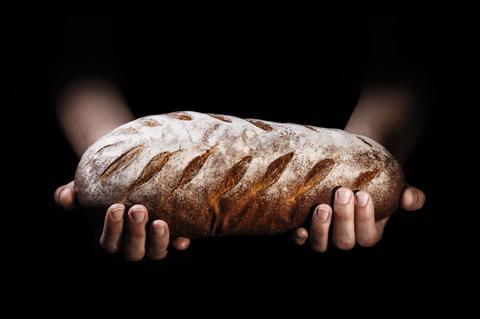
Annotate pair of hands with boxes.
[54,182,425,261]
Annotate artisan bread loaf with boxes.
[75,111,405,237]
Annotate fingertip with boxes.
[293,228,309,245]
[54,182,75,205]
[152,219,166,227]
[417,189,426,207]
[402,187,425,211]
[59,188,75,209]
[297,227,308,239]
[173,237,190,251]
[53,186,63,203]
[109,203,125,210]
[181,238,191,250]
[309,204,332,253]
[130,204,148,213]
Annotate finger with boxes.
[309,204,332,252]
[53,185,66,205]
[292,227,309,246]
[375,217,389,235]
[124,205,148,261]
[54,181,73,202]
[53,181,74,202]
[99,204,125,253]
[332,187,355,250]
[401,186,426,211]
[54,181,76,210]
[354,191,380,247]
[172,237,191,251]
[147,220,170,260]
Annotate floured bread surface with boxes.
[75,111,405,237]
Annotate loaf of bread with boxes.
[75,111,405,238]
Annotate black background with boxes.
[14,16,472,292]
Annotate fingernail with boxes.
[130,209,145,223]
[356,192,369,207]
[153,221,165,236]
[111,208,124,222]
[337,189,352,205]
[316,206,330,222]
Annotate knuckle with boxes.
[334,238,355,250]
[100,239,118,254]
[358,236,378,247]
[103,244,119,254]
[127,223,146,236]
[309,228,327,242]
[310,241,327,253]
[356,208,373,220]
[124,251,145,262]
[334,208,353,220]
[155,240,170,252]
[102,227,118,238]
[129,232,146,241]
[149,250,168,260]
[312,247,327,253]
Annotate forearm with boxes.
[56,80,134,157]
[345,85,427,163]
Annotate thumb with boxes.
[400,185,426,211]
[53,181,77,210]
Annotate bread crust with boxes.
[75,111,405,237]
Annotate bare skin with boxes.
[292,85,426,250]
[55,81,425,259]
[55,81,189,261]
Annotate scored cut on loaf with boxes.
[75,111,405,238]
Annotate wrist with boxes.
[344,125,386,147]
[57,80,134,157]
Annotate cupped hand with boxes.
[292,185,425,252]
[54,181,190,261]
